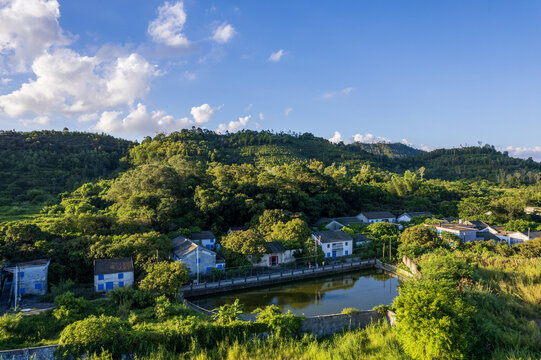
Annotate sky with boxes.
[1,0,541,160]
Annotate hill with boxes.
[0,130,133,205]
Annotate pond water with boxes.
[191,270,399,316]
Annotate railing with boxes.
[183,257,377,293]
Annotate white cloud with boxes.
[351,133,391,144]
[1,77,11,85]
[284,107,293,116]
[269,49,285,62]
[0,0,69,73]
[400,138,413,146]
[184,70,196,80]
[19,115,50,126]
[212,22,236,43]
[77,113,98,123]
[328,131,343,144]
[217,115,250,133]
[94,102,219,135]
[500,146,541,161]
[259,112,264,121]
[321,87,354,99]
[419,144,433,152]
[190,103,219,124]
[148,1,189,47]
[0,49,158,117]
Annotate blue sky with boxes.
[1,1,540,159]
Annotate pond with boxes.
[191,270,399,316]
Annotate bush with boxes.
[372,305,390,315]
[108,287,154,309]
[341,307,360,314]
[58,315,130,358]
[53,292,89,324]
[139,261,189,298]
[254,305,303,338]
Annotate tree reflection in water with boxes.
[191,270,399,316]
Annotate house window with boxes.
[211,238,215,243]
[98,284,104,291]
[345,242,348,246]
[197,258,201,263]
[118,273,124,279]
[217,264,223,269]
[206,266,212,273]
[19,272,24,278]
[34,283,42,290]
[327,253,331,257]
[119,281,124,288]
[98,274,104,280]
[345,250,349,255]
[327,244,330,248]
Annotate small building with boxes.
[252,241,298,267]
[397,211,432,223]
[172,236,225,275]
[190,230,217,250]
[227,227,247,234]
[507,230,541,245]
[432,223,478,243]
[312,230,353,258]
[357,211,396,224]
[324,220,345,231]
[5,259,50,296]
[94,258,134,293]
[353,233,372,247]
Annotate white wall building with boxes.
[94,258,134,293]
[5,259,50,296]
[397,212,432,223]
[190,231,217,250]
[357,211,396,224]
[252,241,298,267]
[312,230,353,258]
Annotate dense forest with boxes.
[0,129,540,359]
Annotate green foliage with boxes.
[366,222,398,238]
[504,219,538,232]
[154,295,173,321]
[108,287,154,309]
[418,252,473,285]
[341,307,360,314]
[267,218,311,249]
[372,305,390,315]
[139,261,189,298]
[221,229,265,256]
[253,305,302,337]
[393,279,476,360]
[212,299,244,325]
[53,292,89,324]
[398,225,439,255]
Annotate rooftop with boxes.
[190,230,216,240]
[172,236,200,258]
[359,211,396,220]
[265,241,286,254]
[400,211,432,218]
[313,230,353,243]
[94,258,133,275]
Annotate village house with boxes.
[190,230,217,250]
[252,241,298,267]
[431,223,478,243]
[94,258,134,293]
[357,211,396,224]
[227,226,247,234]
[171,236,225,275]
[397,211,432,223]
[312,230,353,258]
[5,259,50,296]
[353,233,372,247]
[506,230,541,244]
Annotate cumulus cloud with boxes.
[1,77,11,85]
[269,49,285,62]
[284,107,293,116]
[148,1,189,47]
[217,115,250,133]
[351,133,391,144]
[212,22,236,43]
[400,138,413,146]
[322,87,354,99]
[77,113,98,123]
[0,0,69,73]
[19,115,50,126]
[184,70,196,80]
[94,102,219,135]
[328,131,343,144]
[0,50,158,117]
[259,112,264,121]
[500,146,541,161]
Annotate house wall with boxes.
[436,227,477,242]
[325,221,344,231]
[195,238,216,250]
[17,264,49,296]
[357,214,396,224]
[397,215,412,222]
[319,240,353,258]
[94,271,134,292]
[253,249,299,267]
[176,250,217,275]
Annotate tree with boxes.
[139,261,188,298]
[252,209,299,236]
[268,218,311,249]
[366,222,398,238]
[221,229,266,256]
[212,299,244,324]
[394,280,476,360]
[399,225,438,247]
[504,219,538,232]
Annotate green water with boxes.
[191,270,399,316]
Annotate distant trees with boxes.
[139,261,188,298]
[221,229,266,256]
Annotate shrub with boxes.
[53,292,89,324]
[372,305,390,315]
[253,305,302,337]
[139,261,189,298]
[341,307,360,315]
[212,299,244,325]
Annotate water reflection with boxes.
[191,270,399,316]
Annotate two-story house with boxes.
[171,236,225,275]
[5,259,50,296]
[312,230,353,258]
[94,258,134,293]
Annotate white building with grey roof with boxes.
[93,258,134,293]
[171,236,225,276]
[312,230,353,258]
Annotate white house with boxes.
[190,230,217,250]
[357,211,396,224]
[506,230,541,245]
[397,212,432,223]
[312,230,353,258]
[252,241,298,267]
[172,236,225,275]
[94,258,134,293]
[431,223,478,243]
[5,259,50,296]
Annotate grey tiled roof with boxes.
[359,211,395,220]
[190,231,216,240]
[313,230,353,243]
[265,241,286,254]
[94,258,133,275]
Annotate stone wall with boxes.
[300,310,385,337]
[402,256,421,277]
[0,345,58,360]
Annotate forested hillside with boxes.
[0,130,133,205]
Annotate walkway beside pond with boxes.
[182,258,378,297]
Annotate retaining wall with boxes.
[402,256,421,277]
[0,345,58,360]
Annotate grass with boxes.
[0,204,44,223]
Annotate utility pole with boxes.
[196,246,200,284]
[389,238,392,261]
[383,243,385,260]
[156,249,159,262]
[315,236,320,269]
